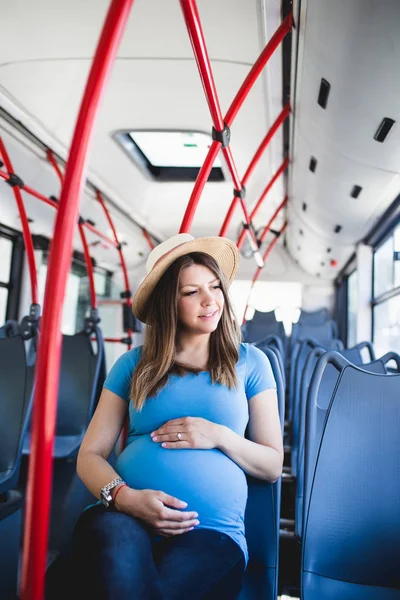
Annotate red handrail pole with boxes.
[258,195,288,244]
[179,139,221,233]
[179,0,224,131]
[179,3,291,234]
[219,103,290,237]
[225,13,292,127]
[78,222,98,310]
[95,189,132,353]
[95,190,131,293]
[249,157,289,222]
[47,150,98,309]
[19,184,58,208]
[1,168,119,248]
[46,149,64,185]
[242,221,288,324]
[20,3,134,599]
[0,138,38,305]
[82,220,119,248]
[142,227,155,250]
[237,156,289,249]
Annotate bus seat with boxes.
[0,334,34,599]
[341,340,375,363]
[298,308,330,325]
[291,320,338,346]
[0,320,20,338]
[301,353,400,598]
[289,337,342,428]
[255,336,286,388]
[292,340,374,478]
[243,310,285,343]
[23,326,105,458]
[295,350,386,538]
[241,346,284,600]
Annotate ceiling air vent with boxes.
[317,78,330,109]
[309,157,317,172]
[302,202,307,212]
[334,225,342,233]
[351,185,362,198]
[374,118,395,143]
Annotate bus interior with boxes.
[0,0,400,598]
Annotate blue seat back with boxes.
[289,337,342,425]
[342,341,375,363]
[255,336,286,388]
[302,355,400,598]
[295,350,386,538]
[292,320,338,345]
[298,308,330,325]
[0,320,20,339]
[24,327,105,458]
[243,310,285,343]
[0,335,34,494]
[241,347,284,600]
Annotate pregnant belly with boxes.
[115,435,248,531]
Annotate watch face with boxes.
[101,490,112,507]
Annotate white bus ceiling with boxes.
[0,0,399,290]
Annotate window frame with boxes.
[0,223,24,323]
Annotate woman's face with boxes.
[177,264,224,335]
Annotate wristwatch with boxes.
[100,478,126,507]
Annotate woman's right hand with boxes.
[114,486,199,536]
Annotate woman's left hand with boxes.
[151,417,224,450]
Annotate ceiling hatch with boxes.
[114,130,224,182]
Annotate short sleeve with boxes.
[245,344,276,399]
[103,346,142,402]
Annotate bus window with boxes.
[373,296,400,356]
[0,236,13,326]
[374,236,394,298]
[347,270,357,348]
[373,226,400,355]
[230,280,302,335]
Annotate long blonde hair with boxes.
[130,252,241,410]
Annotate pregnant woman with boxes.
[74,234,283,600]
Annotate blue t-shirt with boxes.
[104,342,276,563]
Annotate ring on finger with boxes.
[177,432,182,441]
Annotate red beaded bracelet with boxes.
[113,483,127,504]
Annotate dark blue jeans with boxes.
[69,504,245,600]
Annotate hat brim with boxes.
[132,237,239,323]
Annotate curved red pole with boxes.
[237,156,289,249]
[96,189,131,294]
[179,0,224,131]
[242,221,288,324]
[258,195,288,244]
[225,12,292,126]
[47,150,97,309]
[180,139,221,233]
[142,227,155,250]
[20,3,134,599]
[0,166,118,247]
[46,149,64,185]
[219,103,290,237]
[0,138,38,305]
[78,222,98,309]
[179,3,292,234]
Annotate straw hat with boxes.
[132,233,239,323]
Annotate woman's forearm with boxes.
[217,426,283,482]
[77,450,125,500]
